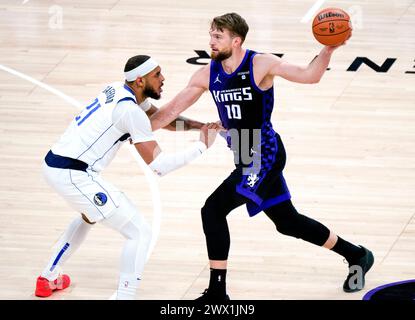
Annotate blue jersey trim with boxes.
[117,97,136,104]
[45,150,88,172]
[246,192,292,217]
[123,84,135,96]
[236,184,264,205]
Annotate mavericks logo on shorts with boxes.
[93,192,107,206]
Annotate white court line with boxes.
[0,63,161,261]
[0,64,82,108]
[301,0,326,23]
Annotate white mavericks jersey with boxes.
[51,82,155,172]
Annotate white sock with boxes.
[41,216,92,280]
[115,273,141,300]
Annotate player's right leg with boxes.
[196,168,247,302]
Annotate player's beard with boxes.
[211,48,232,61]
[144,84,161,100]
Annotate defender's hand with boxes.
[200,122,222,148]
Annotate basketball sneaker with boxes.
[195,288,230,302]
[343,246,374,293]
[35,274,71,297]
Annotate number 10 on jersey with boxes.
[225,104,241,119]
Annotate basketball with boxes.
[312,7,352,46]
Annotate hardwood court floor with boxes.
[0,0,414,300]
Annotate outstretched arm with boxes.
[135,123,220,176]
[145,105,204,131]
[276,46,336,83]
[150,65,210,131]
[261,45,344,84]
[115,99,217,176]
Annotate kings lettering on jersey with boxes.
[209,50,278,173]
[211,87,252,103]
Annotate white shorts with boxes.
[42,162,122,222]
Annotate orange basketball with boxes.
[312,7,352,46]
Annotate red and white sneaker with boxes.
[35,274,71,297]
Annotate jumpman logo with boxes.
[214,74,221,84]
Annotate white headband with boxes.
[124,58,159,81]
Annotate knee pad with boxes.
[102,194,152,244]
[276,218,299,237]
[266,201,330,246]
[267,203,306,238]
[276,212,330,246]
[201,200,221,235]
[266,201,300,236]
[201,202,209,223]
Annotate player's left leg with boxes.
[102,194,152,300]
[264,200,374,292]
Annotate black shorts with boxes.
[231,132,291,216]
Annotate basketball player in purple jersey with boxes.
[151,13,373,300]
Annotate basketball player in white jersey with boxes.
[35,55,220,299]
